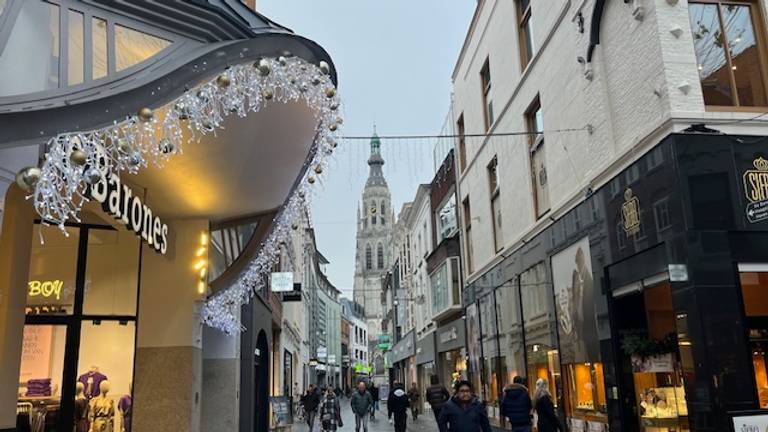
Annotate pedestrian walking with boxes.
[350,381,374,432]
[500,376,533,432]
[425,374,451,423]
[301,384,321,432]
[407,382,420,420]
[369,382,380,420]
[319,386,344,432]
[437,380,491,432]
[388,383,410,432]
[533,378,562,432]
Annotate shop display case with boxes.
[563,362,608,428]
[633,368,689,431]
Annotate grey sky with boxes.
[259,1,475,298]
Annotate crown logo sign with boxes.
[754,157,768,171]
[624,188,634,201]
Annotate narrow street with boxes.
[294,400,440,432]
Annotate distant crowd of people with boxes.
[296,374,560,432]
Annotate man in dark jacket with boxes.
[500,376,533,432]
[369,382,380,420]
[425,374,451,422]
[437,381,491,432]
[301,384,321,432]
[350,382,374,432]
[387,383,410,432]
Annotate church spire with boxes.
[366,129,386,187]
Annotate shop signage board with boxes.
[742,157,768,223]
[27,280,63,300]
[270,272,294,292]
[631,353,674,373]
[87,172,169,254]
[317,346,327,359]
[439,326,458,344]
[621,188,641,236]
[270,396,293,426]
[732,412,768,431]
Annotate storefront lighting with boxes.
[198,281,206,295]
[679,341,692,346]
[196,246,206,257]
[200,233,208,246]
[194,259,207,271]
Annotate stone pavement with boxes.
[292,398,440,432]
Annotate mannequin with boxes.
[118,383,132,432]
[89,380,115,432]
[75,382,90,432]
[78,366,108,399]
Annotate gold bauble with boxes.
[138,107,153,122]
[262,89,274,101]
[314,165,323,174]
[319,61,331,75]
[216,74,231,88]
[329,123,338,132]
[330,103,339,111]
[291,223,299,231]
[325,88,336,98]
[307,176,316,184]
[15,167,42,192]
[69,149,87,166]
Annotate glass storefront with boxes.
[17,221,139,431]
[740,269,768,409]
[439,349,467,395]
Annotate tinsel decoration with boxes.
[29,56,341,334]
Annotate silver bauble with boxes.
[289,76,297,85]
[175,103,190,120]
[291,223,299,231]
[329,123,338,132]
[15,167,41,192]
[117,138,132,154]
[128,152,142,166]
[312,77,321,86]
[197,90,210,103]
[69,149,87,166]
[85,167,102,185]
[257,59,271,76]
[279,56,288,66]
[319,61,331,75]
[159,138,175,154]
[262,89,274,101]
[307,176,316,184]
[330,103,339,111]
[201,120,215,131]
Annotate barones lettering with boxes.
[88,172,168,254]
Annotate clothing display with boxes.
[25,379,52,397]
[74,397,89,432]
[89,396,115,432]
[118,395,132,432]
[78,371,108,399]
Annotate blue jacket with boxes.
[500,384,532,427]
[437,396,491,432]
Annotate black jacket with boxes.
[437,396,491,432]
[388,389,410,418]
[500,384,532,427]
[370,385,380,401]
[426,384,451,410]
[535,394,562,432]
[301,392,320,412]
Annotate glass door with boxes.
[17,324,67,432]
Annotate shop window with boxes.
[457,114,467,172]
[739,270,768,408]
[495,278,525,408]
[84,228,140,315]
[521,263,561,405]
[653,198,672,233]
[17,324,66,420]
[488,156,503,252]
[0,1,59,96]
[480,59,494,130]
[436,195,458,243]
[115,24,170,71]
[516,0,535,68]
[479,293,502,426]
[92,18,108,80]
[27,225,79,316]
[527,96,550,217]
[688,1,768,107]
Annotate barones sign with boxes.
[87,172,169,254]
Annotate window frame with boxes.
[689,0,768,111]
[488,156,503,252]
[480,58,494,131]
[457,113,467,173]
[463,197,474,274]
[526,95,550,218]
[516,0,534,69]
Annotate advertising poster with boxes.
[552,236,598,364]
[270,396,293,426]
[465,303,481,388]
[732,412,768,431]
[19,325,53,383]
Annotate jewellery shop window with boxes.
[17,223,139,432]
[739,269,768,409]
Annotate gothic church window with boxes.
[366,244,372,270]
[377,243,384,269]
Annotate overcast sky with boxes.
[259,1,476,297]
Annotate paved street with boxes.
[294,399,439,432]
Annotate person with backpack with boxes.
[425,374,451,422]
[318,386,343,432]
[500,376,533,432]
[350,381,374,432]
[387,383,410,432]
[437,380,491,432]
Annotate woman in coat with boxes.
[533,379,562,432]
[318,386,343,431]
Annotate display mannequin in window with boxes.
[89,380,115,432]
[118,384,132,432]
[74,382,90,432]
[78,366,108,399]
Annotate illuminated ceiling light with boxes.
[194,259,207,270]
[196,246,206,257]
[198,281,206,295]
[201,233,208,246]
[199,267,207,279]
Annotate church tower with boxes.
[353,132,394,349]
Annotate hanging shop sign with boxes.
[87,172,169,254]
[271,272,294,292]
[742,157,768,223]
[27,280,63,300]
[621,188,641,236]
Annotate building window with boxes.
[625,164,640,185]
[688,1,768,107]
[377,243,384,269]
[488,156,503,252]
[92,18,108,80]
[480,59,494,130]
[616,222,627,249]
[436,194,458,243]
[365,244,372,270]
[654,198,672,232]
[609,177,622,197]
[463,197,474,274]
[517,0,535,68]
[115,24,171,72]
[68,10,84,86]
[646,146,665,171]
[457,114,467,172]
[527,96,550,217]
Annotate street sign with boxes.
[270,272,294,292]
[328,354,337,363]
[317,346,327,359]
